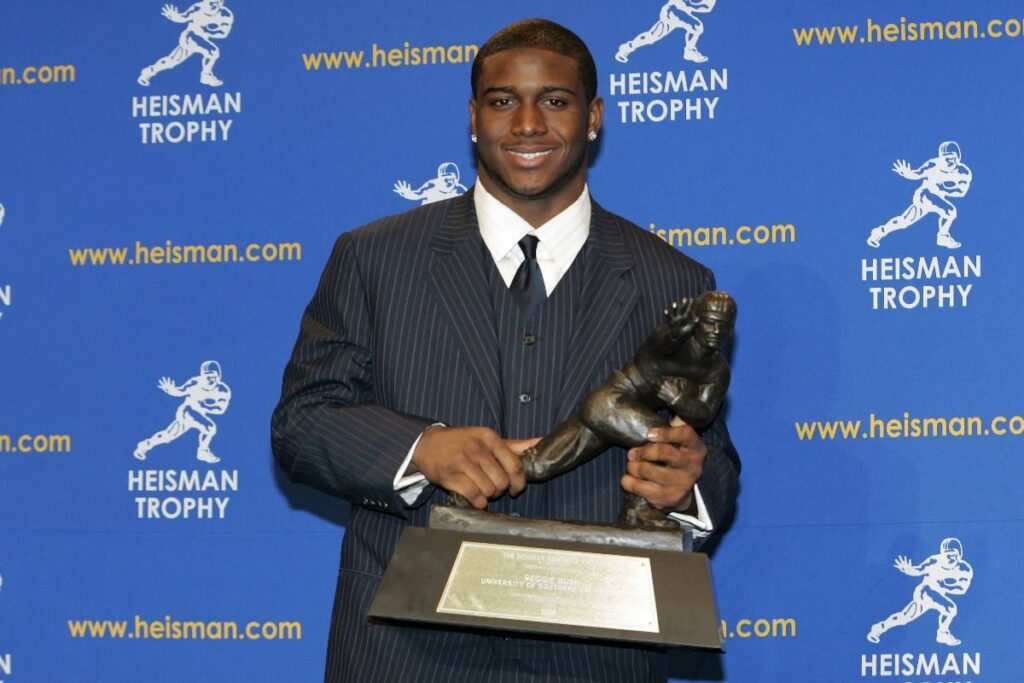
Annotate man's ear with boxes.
[587,96,605,137]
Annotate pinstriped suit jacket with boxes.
[272,191,740,682]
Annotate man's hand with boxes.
[411,427,536,509]
[621,417,705,513]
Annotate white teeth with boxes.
[510,150,552,160]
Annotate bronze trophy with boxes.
[370,292,736,649]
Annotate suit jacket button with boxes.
[523,333,536,345]
[519,392,532,404]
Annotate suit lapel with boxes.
[558,202,639,417]
[427,192,503,426]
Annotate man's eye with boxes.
[545,98,566,107]
[491,98,513,107]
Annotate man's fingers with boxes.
[628,443,688,466]
[414,427,535,502]
[620,474,673,508]
[645,420,699,446]
[505,437,540,454]
[473,451,513,499]
[494,439,529,496]
[622,472,694,511]
[627,458,695,486]
[457,457,503,500]
[448,473,488,510]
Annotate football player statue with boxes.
[512,291,735,530]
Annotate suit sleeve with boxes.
[693,413,740,548]
[271,232,435,518]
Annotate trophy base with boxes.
[367,506,723,649]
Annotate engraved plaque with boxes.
[437,542,659,633]
[368,526,723,649]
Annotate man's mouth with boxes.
[508,149,554,160]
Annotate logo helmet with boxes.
[938,141,961,162]
[940,537,963,557]
[437,162,460,182]
[200,360,222,379]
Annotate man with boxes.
[273,19,739,682]
[138,0,234,87]
[867,538,974,647]
[616,0,718,64]
[394,162,469,205]
[867,141,972,249]
[135,360,231,464]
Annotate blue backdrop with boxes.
[2,1,1021,681]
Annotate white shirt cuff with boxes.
[667,484,712,538]
[393,424,443,504]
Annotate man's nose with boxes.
[512,103,546,136]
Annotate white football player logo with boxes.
[868,141,973,250]
[134,360,232,464]
[393,162,468,205]
[867,538,974,646]
[616,0,718,64]
[138,1,234,87]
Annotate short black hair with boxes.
[471,18,598,103]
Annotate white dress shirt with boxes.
[393,180,711,536]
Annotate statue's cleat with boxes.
[446,492,473,508]
[936,233,961,249]
[619,506,679,531]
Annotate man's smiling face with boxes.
[470,47,603,224]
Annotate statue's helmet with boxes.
[200,360,222,380]
[695,291,737,318]
[437,162,460,182]
[940,537,963,558]
[938,141,961,162]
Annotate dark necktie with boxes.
[510,235,546,315]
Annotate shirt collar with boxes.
[474,179,591,271]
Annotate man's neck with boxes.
[476,173,587,228]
